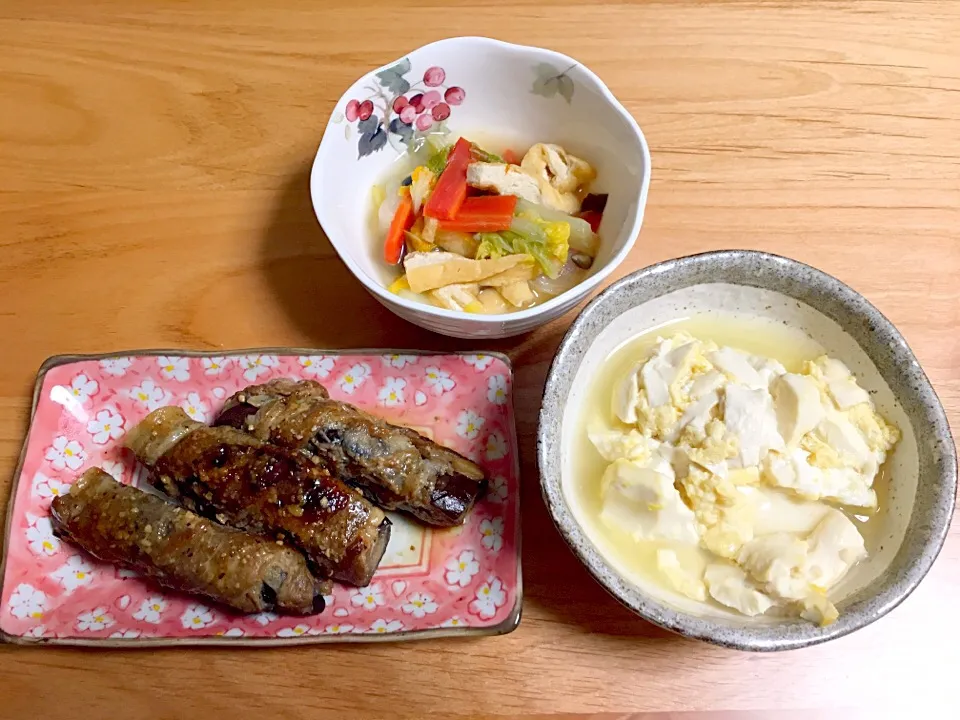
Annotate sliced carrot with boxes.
[424,138,472,220]
[503,148,520,165]
[437,195,518,232]
[384,192,415,264]
[578,210,603,233]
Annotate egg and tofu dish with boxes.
[589,333,900,625]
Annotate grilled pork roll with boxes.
[215,379,487,527]
[126,407,390,586]
[51,468,326,615]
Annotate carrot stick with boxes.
[436,195,518,232]
[424,138,471,220]
[384,192,415,264]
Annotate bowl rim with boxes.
[310,35,652,325]
[537,249,958,651]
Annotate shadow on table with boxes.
[260,160,461,350]
[262,160,679,642]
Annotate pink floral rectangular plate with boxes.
[0,349,521,646]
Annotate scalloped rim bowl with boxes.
[538,250,957,651]
[311,37,651,338]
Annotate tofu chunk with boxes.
[804,510,867,589]
[466,162,541,204]
[772,373,826,447]
[429,283,481,312]
[704,563,775,616]
[404,251,535,293]
[641,340,699,408]
[657,549,707,601]
[600,458,699,544]
[737,510,865,625]
[612,363,642,425]
[738,532,814,601]
[723,384,785,467]
[498,280,534,307]
[762,448,877,508]
[709,347,765,389]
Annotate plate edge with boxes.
[35,348,513,372]
[1,349,520,645]
[0,362,51,633]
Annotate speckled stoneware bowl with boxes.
[538,250,957,651]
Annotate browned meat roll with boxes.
[125,407,390,587]
[214,379,487,527]
[50,468,326,615]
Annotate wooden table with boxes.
[2,1,958,717]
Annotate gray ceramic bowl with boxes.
[538,250,957,651]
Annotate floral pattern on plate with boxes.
[0,351,521,645]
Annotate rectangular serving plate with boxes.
[0,349,521,646]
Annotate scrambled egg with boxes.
[589,334,900,625]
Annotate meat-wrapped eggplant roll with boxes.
[215,379,487,527]
[126,408,390,586]
[51,468,326,615]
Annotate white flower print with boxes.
[338,363,371,394]
[377,377,406,407]
[487,374,509,405]
[25,624,47,638]
[469,576,507,620]
[488,476,508,503]
[180,392,210,422]
[201,356,231,376]
[424,366,455,395]
[350,583,385,610]
[444,550,480,587]
[252,611,279,626]
[86,407,125,445]
[384,354,418,369]
[455,410,485,440]
[440,616,469,628]
[8,584,46,619]
[45,436,86,471]
[25,514,60,556]
[109,630,141,639]
[480,517,505,552]
[69,373,99,403]
[77,607,116,632]
[324,623,354,634]
[129,379,168,411]
[181,603,216,630]
[276,624,311,637]
[33,472,70,501]
[485,432,508,461]
[401,593,438,618]
[116,568,139,580]
[133,596,167,624]
[299,355,335,378]
[51,555,97,592]
[157,356,190,382]
[102,460,126,482]
[462,354,494,371]
[369,618,404,634]
[238,354,278,381]
[99,357,133,376]
[219,627,245,638]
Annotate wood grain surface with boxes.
[1,1,958,717]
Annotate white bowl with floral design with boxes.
[311,36,651,339]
